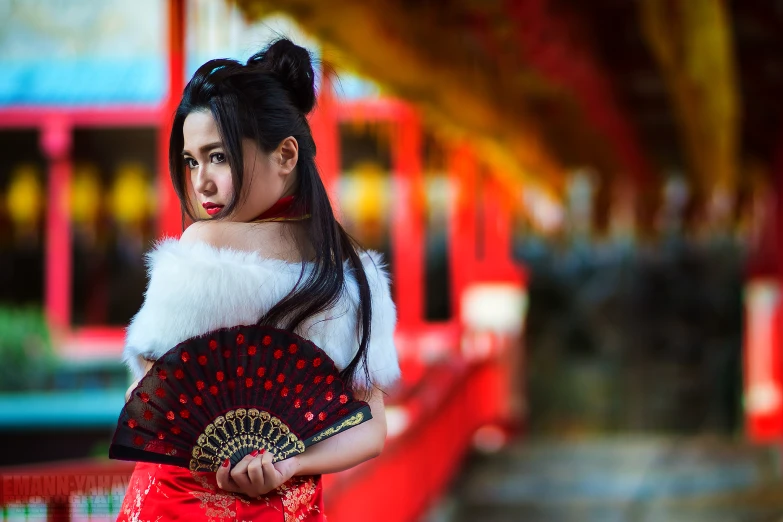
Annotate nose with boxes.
[192,164,216,197]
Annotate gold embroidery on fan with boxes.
[190,408,305,472]
[310,412,365,443]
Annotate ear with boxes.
[276,136,299,176]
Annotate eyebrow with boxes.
[182,142,223,156]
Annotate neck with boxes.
[251,195,310,223]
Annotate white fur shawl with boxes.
[122,238,400,390]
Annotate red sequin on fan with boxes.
[157,431,165,440]
[181,352,190,363]
[216,371,224,382]
[289,343,298,354]
[179,394,187,404]
[223,349,231,359]
[307,397,315,406]
[209,385,218,395]
[166,411,175,421]
[180,409,190,419]
[236,367,244,377]
[175,369,185,379]
[296,359,306,370]
[227,380,235,391]
[256,367,266,377]
[313,358,322,367]
[245,378,253,388]
[236,333,245,345]
[276,373,285,383]
[248,345,257,355]
[339,394,348,404]
[262,335,272,346]
[326,375,334,384]
[171,426,181,435]
[314,376,323,384]
[305,412,314,421]
[127,419,138,429]
[280,386,289,397]
[318,412,327,421]
[140,392,150,403]
[198,355,207,365]
[274,349,283,359]
[294,399,302,408]
[194,396,203,406]
[196,381,205,391]
[295,384,304,393]
[133,435,144,446]
[155,387,165,398]
[209,339,218,350]
[157,369,168,380]
[338,408,349,416]
[315,423,324,430]
[325,391,334,401]
[264,380,273,390]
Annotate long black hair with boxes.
[168,38,373,391]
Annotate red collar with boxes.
[251,195,310,222]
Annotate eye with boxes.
[183,157,198,169]
[210,152,226,164]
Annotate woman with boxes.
[116,38,399,521]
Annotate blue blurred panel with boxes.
[333,73,381,100]
[0,390,126,429]
[0,58,165,106]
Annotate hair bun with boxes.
[247,39,316,115]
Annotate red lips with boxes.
[202,202,224,216]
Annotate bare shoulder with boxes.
[179,220,225,246]
[180,220,302,261]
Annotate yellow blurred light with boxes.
[345,162,388,224]
[110,163,150,226]
[6,164,42,227]
[71,164,101,225]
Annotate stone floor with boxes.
[426,436,783,522]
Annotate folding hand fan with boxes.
[109,324,372,472]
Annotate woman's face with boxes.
[181,110,298,222]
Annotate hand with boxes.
[215,449,301,498]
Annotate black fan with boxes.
[109,324,372,472]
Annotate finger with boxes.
[215,459,240,493]
[230,452,258,492]
[260,450,280,485]
[246,452,265,491]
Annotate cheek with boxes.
[213,167,234,198]
[216,177,234,197]
[245,164,279,202]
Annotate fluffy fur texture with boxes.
[122,238,400,390]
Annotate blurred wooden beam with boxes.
[640,0,741,225]
[234,0,566,192]
[502,0,656,190]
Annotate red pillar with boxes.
[483,175,512,269]
[744,137,783,443]
[447,143,478,320]
[481,173,528,430]
[158,0,186,237]
[310,72,340,211]
[42,118,73,332]
[778,140,783,319]
[390,108,425,328]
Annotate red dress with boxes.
[117,462,325,522]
